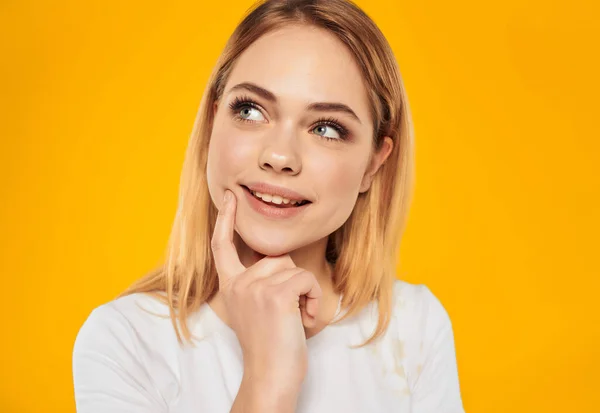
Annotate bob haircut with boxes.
[119,0,415,348]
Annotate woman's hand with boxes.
[211,189,322,392]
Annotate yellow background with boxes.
[1,0,598,411]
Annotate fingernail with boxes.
[223,190,232,203]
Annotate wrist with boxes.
[241,370,301,406]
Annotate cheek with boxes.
[303,151,367,238]
[310,150,367,202]
[206,120,258,211]
[207,123,256,185]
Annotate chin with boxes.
[240,234,296,257]
[235,226,301,257]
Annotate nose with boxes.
[258,127,302,175]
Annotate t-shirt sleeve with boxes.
[72,304,168,413]
[410,285,466,413]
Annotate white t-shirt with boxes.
[72,279,466,412]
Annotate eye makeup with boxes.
[227,95,351,142]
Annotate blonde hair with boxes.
[118,0,415,348]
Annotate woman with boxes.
[72,0,466,412]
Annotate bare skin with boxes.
[205,24,394,410]
[211,189,319,406]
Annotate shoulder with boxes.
[77,292,171,332]
[72,294,179,411]
[73,292,174,359]
[390,281,466,410]
[392,279,453,331]
[390,280,455,355]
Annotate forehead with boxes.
[225,25,371,123]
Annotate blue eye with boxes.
[310,119,349,141]
[238,105,264,121]
[229,96,266,122]
[227,96,350,141]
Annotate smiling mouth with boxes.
[241,185,311,208]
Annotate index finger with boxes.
[211,189,245,284]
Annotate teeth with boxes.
[251,190,305,206]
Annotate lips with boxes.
[241,185,311,219]
[243,182,312,204]
[241,185,310,208]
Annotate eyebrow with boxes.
[228,82,362,125]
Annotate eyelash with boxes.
[227,95,350,141]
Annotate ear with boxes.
[213,101,219,117]
[359,136,393,193]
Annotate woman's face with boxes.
[207,25,392,257]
